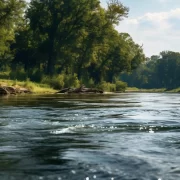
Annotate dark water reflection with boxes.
[0,93,180,180]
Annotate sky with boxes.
[101,0,180,57]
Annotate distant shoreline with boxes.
[125,87,180,93]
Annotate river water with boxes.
[0,93,180,180]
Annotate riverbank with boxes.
[1,79,180,95]
[126,87,180,93]
[125,87,165,93]
[0,79,56,94]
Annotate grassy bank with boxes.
[126,87,180,93]
[0,71,128,93]
[0,78,127,94]
[166,87,180,93]
[0,79,56,94]
[1,78,180,94]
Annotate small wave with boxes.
[50,124,88,134]
[51,127,76,134]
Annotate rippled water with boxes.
[0,93,180,180]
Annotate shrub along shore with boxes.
[0,77,127,95]
[0,71,128,95]
[0,78,179,96]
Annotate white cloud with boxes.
[143,8,180,20]
[116,8,180,57]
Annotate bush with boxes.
[64,73,80,88]
[41,75,64,89]
[9,68,27,81]
[0,71,10,79]
[80,75,96,88]
[29,69,44,82]
[41,74,81,89]
[115,80,127,92]
[98,81,116,92]
[87,78,95,88]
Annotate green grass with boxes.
[1,71,180,94]
[0,79,56,94]
[126,87,166,92]
[166,87,180,93]
[126,87,139,92]
[0,71,10,79]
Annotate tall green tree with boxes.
[0,0,26,56]
[9,0,146,86]
[121,51,180,89]
[0,0,26,70]
[26,0,100,75]
[94,32,145,83]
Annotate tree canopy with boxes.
[121,51,180,90]
[0,0,145,88]
[0,0,26,55]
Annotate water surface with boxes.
[0,93,180,180]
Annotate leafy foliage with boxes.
[0,0,145,91]
[115,80,127,92]
[121,51,180,89]
[0,0,26,56]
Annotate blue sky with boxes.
[101,0,180,57]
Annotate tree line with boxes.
[121,51,180,90]
[0,0,145,89]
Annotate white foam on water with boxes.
[50,124,88,134]
[51,127,76,134]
